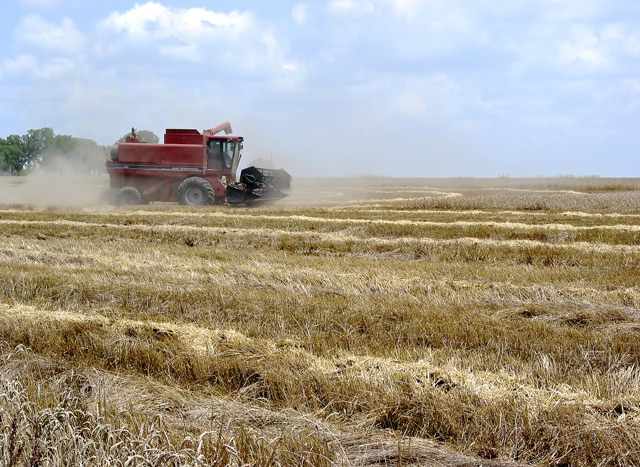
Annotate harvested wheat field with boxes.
[1,176,639,466]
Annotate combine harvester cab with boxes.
[106,123,291,206]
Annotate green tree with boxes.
[1,128,108,175]
[49,134,76,152]
[119,129,159,144]
[19,127,55,169]
[0,138,27,174]
[38,133,76,170]
[137,130,159,144]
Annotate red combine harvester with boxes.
[106,122,291,206]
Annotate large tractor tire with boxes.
[177,177,215,205]
[116,186,143,206]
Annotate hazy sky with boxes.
[0,0,638,177]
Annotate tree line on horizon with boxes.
[0,128,159,176]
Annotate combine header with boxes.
[106,123,291,205]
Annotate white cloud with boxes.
[384,0,469,29]
[555,24,640,74]
[387,0,425,19]
[98,2,264,65]
[601,24,623,41]
[15,15,84,55]
[262,32,301,74]
[159,43,199,62]
[104,2,170,37]
[94,2,299,80]
[328,0,374,15]
[1,54,37,79]
[605,25,640,58]
[558,26,607,68]
[101,2,252,40]
[2,54,75,79]
[292,3,309,25]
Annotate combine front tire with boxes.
[116,186,143,206]
[177,177,215,205]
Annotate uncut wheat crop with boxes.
[0,176,639,466]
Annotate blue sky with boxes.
[0,0,638,177]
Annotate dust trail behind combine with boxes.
[0,175,111,208]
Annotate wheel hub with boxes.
[185,187,203,204]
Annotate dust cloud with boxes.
[0,175,111,208]
[278,176,408,206]
[0,147,112,208]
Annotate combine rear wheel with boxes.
[177,177,215,205]
[116,186,143,206]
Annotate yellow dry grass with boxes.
[0,176,639,466]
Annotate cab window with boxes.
[207,140,234,170]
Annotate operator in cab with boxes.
[207,140,234,170]
[207,140,223,169]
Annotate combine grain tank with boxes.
[106,123,291,206]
